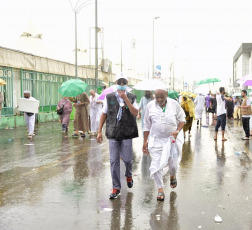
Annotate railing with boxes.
[21,69,102,112]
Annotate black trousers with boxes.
[242,117,250,138]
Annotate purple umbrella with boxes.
[238,74,252,85]
[98,85,132,100]
[243,75,252,86]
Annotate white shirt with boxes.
[216,94,226,116]
[139,96,152,118]
[89,93,102,111]
[143,98,186,148]
[242,98,251,118]
[102,91,138,114]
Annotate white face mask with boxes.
[117,85,127,91]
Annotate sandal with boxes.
[242,137,250,140]
[170,177,177,189]
[157,192,165,201]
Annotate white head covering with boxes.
[249,92,252,96]
[116,72,128,81]
[24,90,31,94]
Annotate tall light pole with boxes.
[172,46,178,90]
[69,0,93,78]
[152,16,160,78]
[94,0,98,92]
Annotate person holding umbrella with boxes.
[57,96,73,133]
[97,72,139,199]
[58,78,89,138]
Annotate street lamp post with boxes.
[94,0,98,92]
[152,17,160,79]
[70,0,94,78]
[172,46,178,90]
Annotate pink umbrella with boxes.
[243,75,252,86]
[237,74,252,84]
[98,85,132,100]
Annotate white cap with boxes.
[24,90,31,94]
[249,92,252,96]
[116,72,128,81]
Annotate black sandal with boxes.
[157,192,165,201]
[170,177,177,189]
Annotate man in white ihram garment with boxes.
[23,90,38,138]
[142,88,185,201]
[194,93,205,127]
[89,89,103,135]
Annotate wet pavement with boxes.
[0,113,252,230]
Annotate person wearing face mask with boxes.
[23,90,38,138]
[137,90,153,132]
[97,72,139,199]
[142,89,185,201]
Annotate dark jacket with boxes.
[105,92,138,140]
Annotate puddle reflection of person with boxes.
[110,192,134,230]
[149,191,179,230]
[27,139,35,157]
[215,142,226,186]
[240,142,252,184]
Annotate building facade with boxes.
[0,46,117,129]
[232,43,252,93]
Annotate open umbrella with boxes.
[133,79,167,91]
[0,79,7,86]
[237,74,252,84]
[196,78,221,85]
[98,85,132,100]
[58,79,87,97]
[242,75,252,86]
[168,90,179,99]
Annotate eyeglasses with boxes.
[117,79,127,85]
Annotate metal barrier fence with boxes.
[0,67,13,116]
[21,69,103,113]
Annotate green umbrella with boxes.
[196,78,221,85]
[58,79,88,97]
[168,90,179,99]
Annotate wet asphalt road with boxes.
[0,113,252,230]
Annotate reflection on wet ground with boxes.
[0,114,252,229]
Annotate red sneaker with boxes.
[126,177,133,188]
[109,188,120,199]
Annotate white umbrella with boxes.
[237,74,252,84]
[133,79,168,91]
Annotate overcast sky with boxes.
[1,0,252,84]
